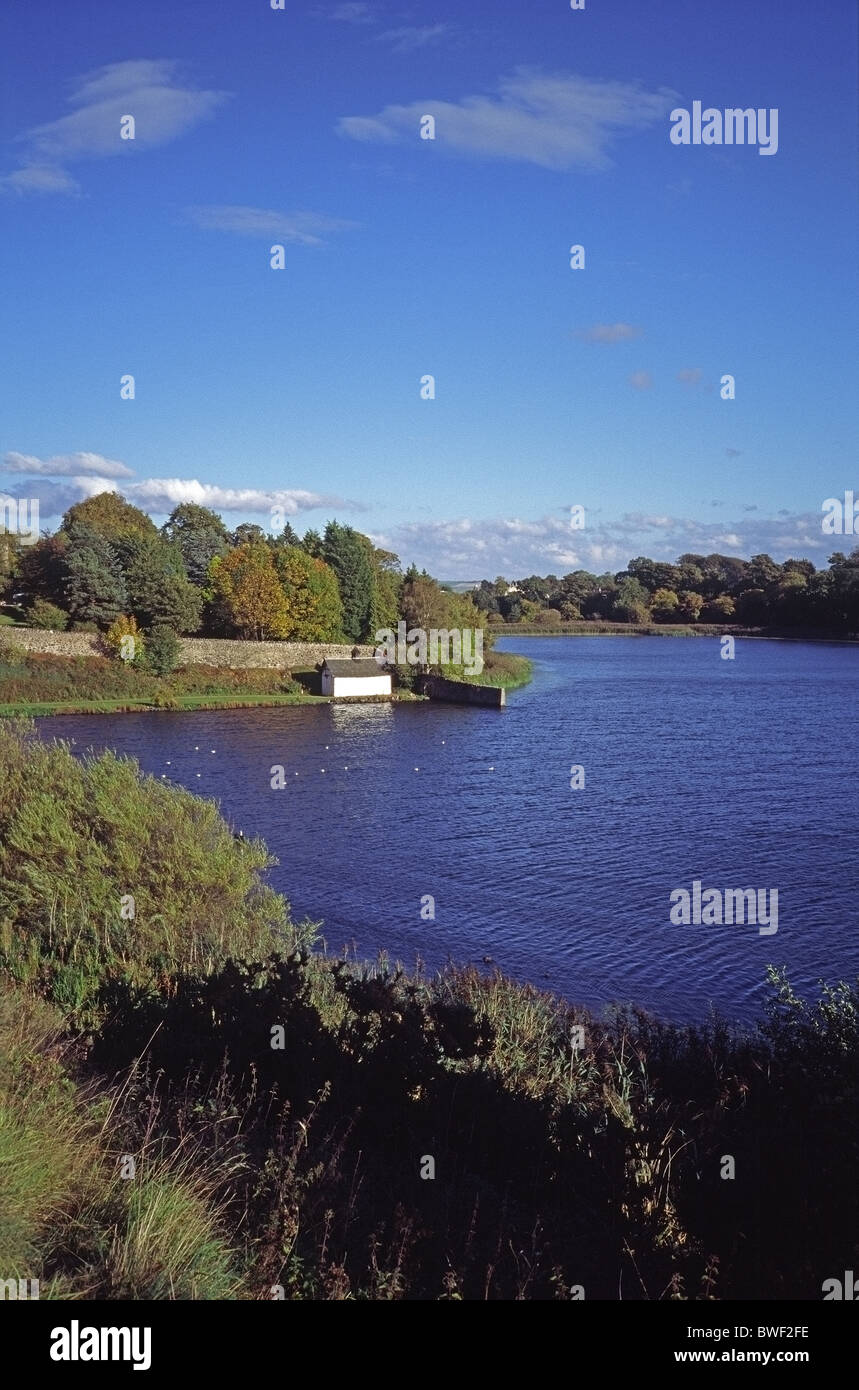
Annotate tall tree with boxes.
[161,504,230,588]
[232,523,266,548]
[271,521,301,549]
[63,527,127,627]
[209,544,289,639]
[323,522,375,641]
[16,533,69,608]
[62,492,157,546]
[274,546,343,640]
[124,536,202,634]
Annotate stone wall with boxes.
[418,674,506,708]
[2,628,374,669]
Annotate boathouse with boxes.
[320,656,392,699]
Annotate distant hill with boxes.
[437,580,481,593]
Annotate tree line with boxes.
[0,493,485,660]
[472,550,859,633]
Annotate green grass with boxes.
[0,651,416,715]
[467,651,533,688]
[0,989,243,1299]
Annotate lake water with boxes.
[37,635,859,1025]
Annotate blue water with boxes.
[37,636,859,1024]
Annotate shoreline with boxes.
[496,624,859,645]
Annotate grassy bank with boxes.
[0,648,411,716]
[466,650,533,689]
[0,718,855,1301]
[0,644,525,715]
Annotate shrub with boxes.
[27,599,69,630]
[145,624,181,677]
[391,663,417,691]
[0,720,287,1022]
[104,614,144,665]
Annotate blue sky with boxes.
[1,0,856,577]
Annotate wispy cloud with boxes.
[2,451,134,479]
[186,204,358,247]
[338,69,678,170]
[377,25,454,53]
[1,60,229,196]
[328,3,377,23]
[575,322,642,345]
[628,371,654,390]
[1,165,81,196]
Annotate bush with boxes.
[0,720,288,1022]
[145,624,181,677]
[104,614,144,665]
[391,662,417,691]
[27,599,69,631]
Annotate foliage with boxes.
[26,599,68,630]
[17,534,69,608]
[323,522,375,642]
[161,504,230,589]
[61,493,157,545]
[123,536,202,634]
[104,614,145,665]
[274,546,343,641]
[0,720,288,1022]
[144,624,181,677]
[468,549,859,635]
[209,544,289,640]
[63,526,128,629]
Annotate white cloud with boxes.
[1,59,228,196]
[13,473,353,521]
[123,479,343,513]
[2,451,134,479]
[576,322,642,344]
[338,69,678,170]
[371,510,839,577]
[628,370,654,390]
[186,204,358,247]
